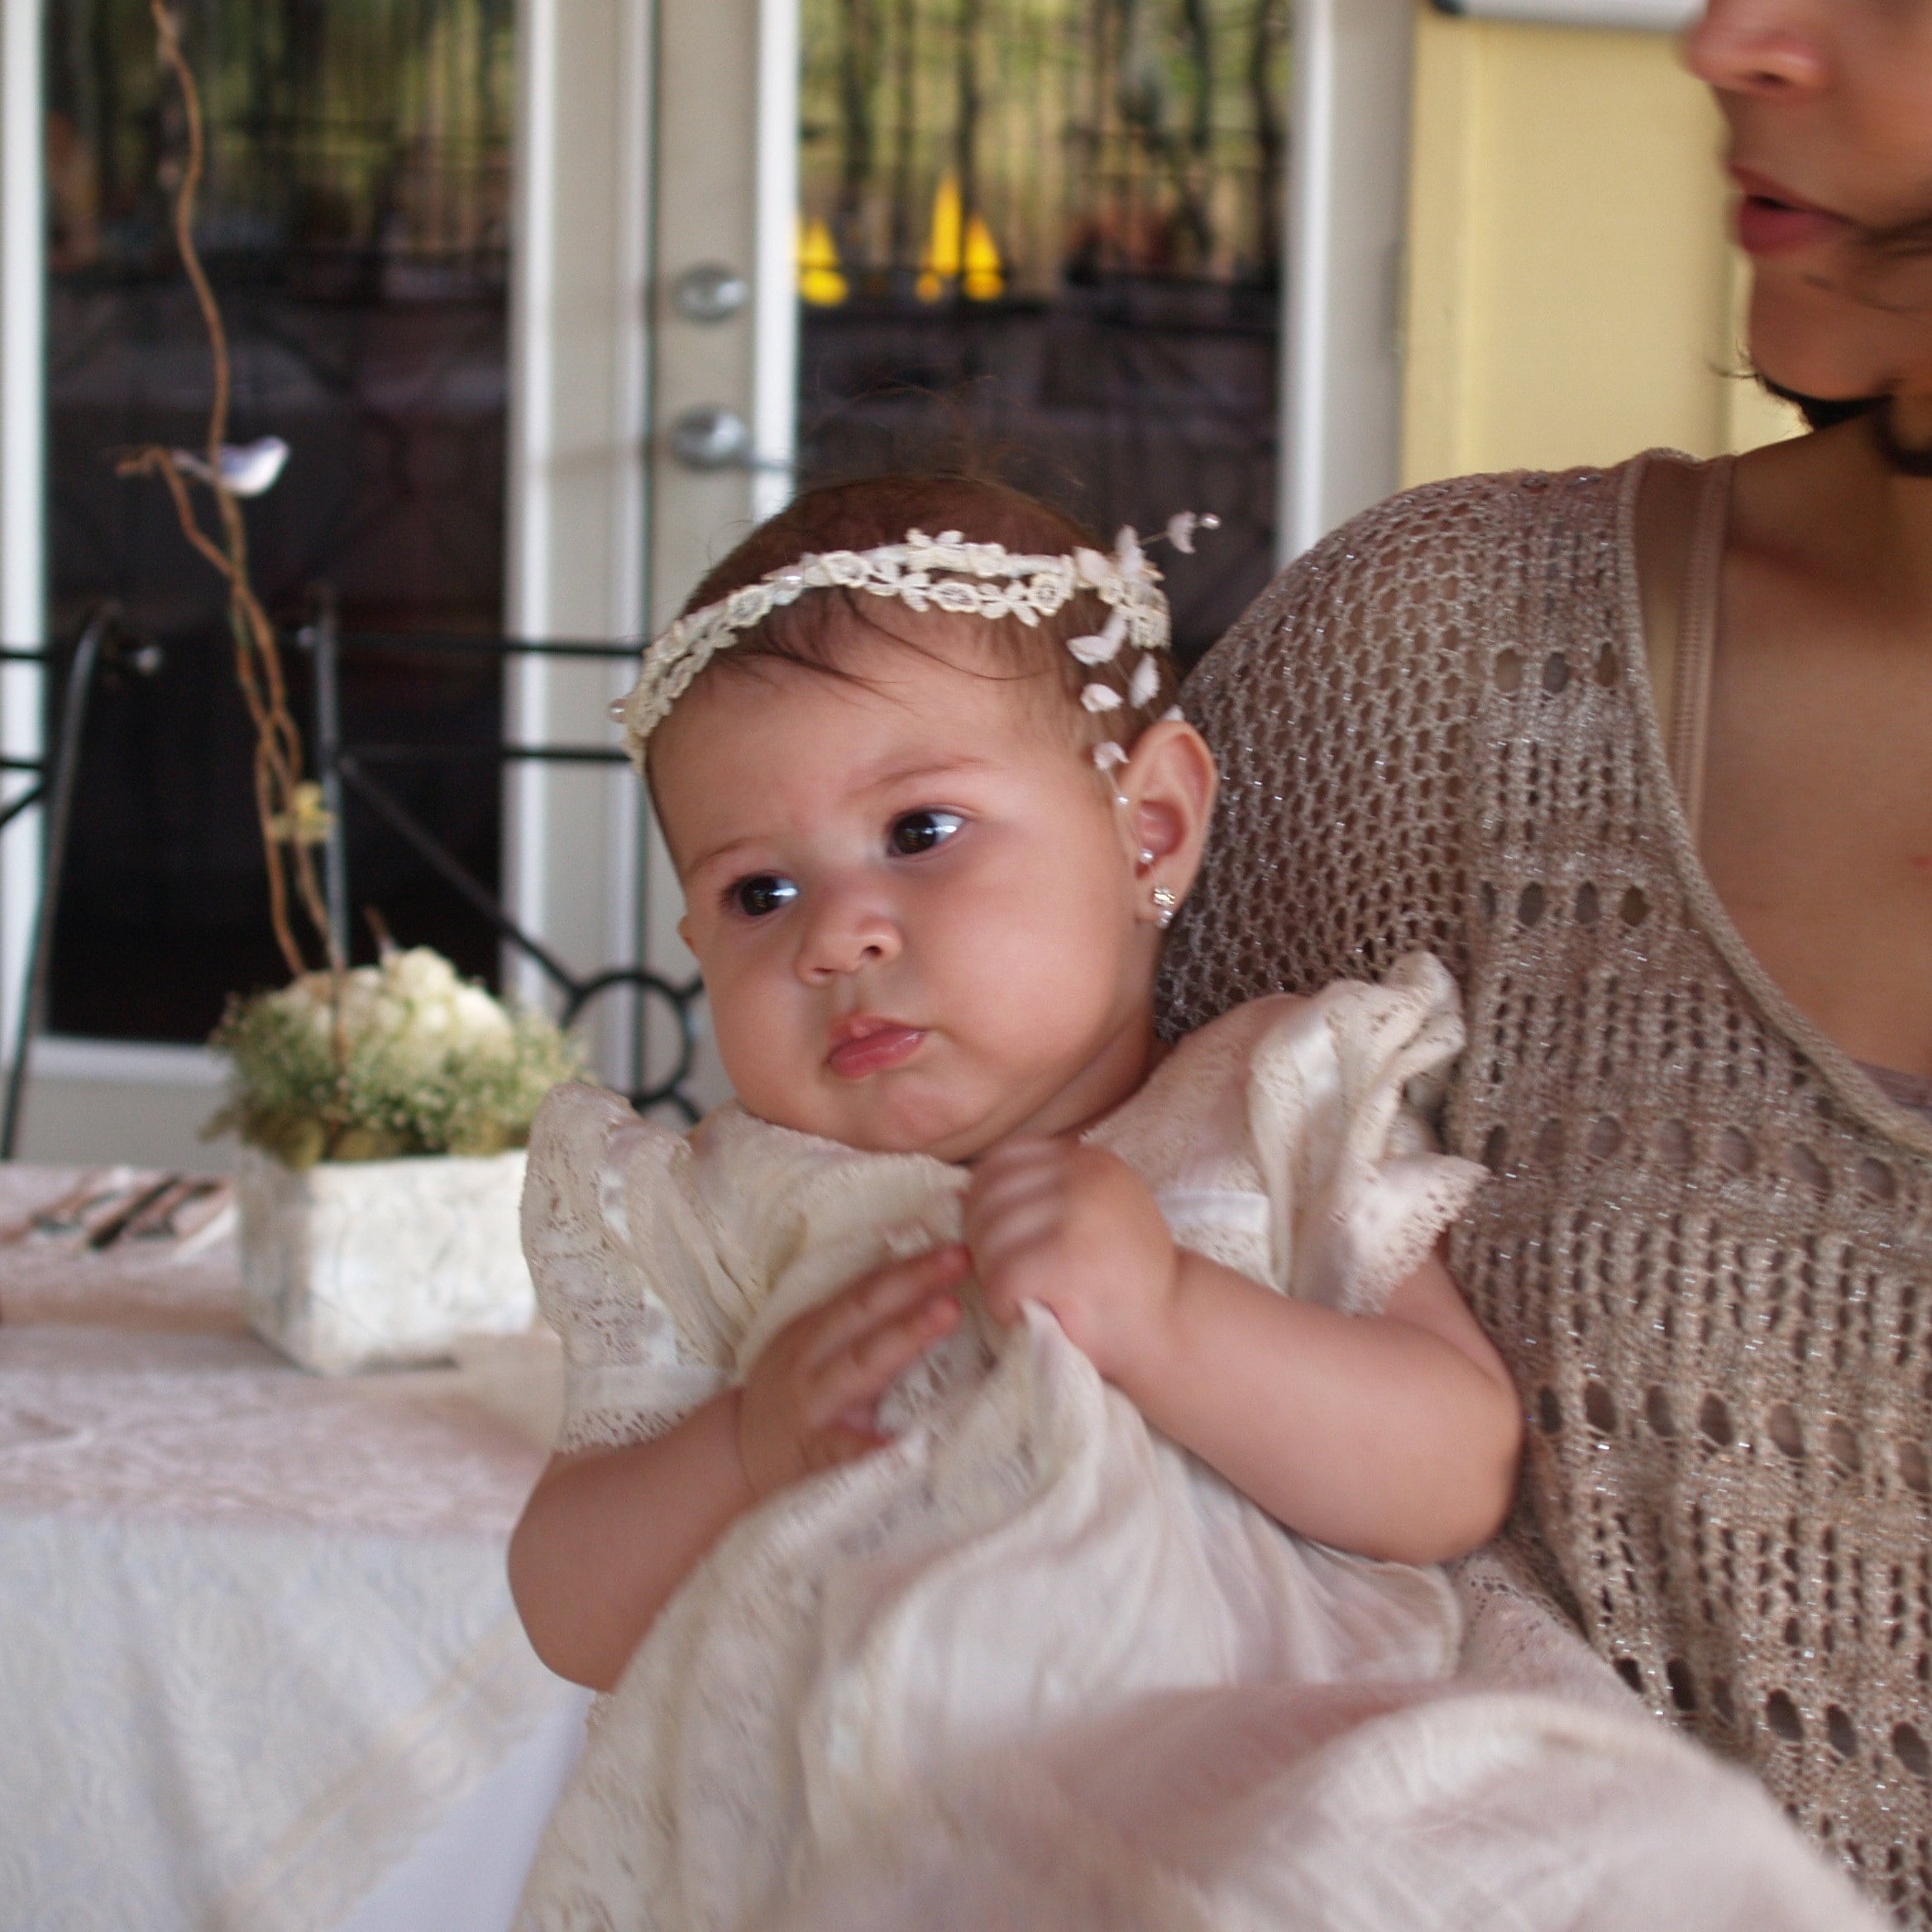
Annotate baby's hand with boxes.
[735,1243,968,1500]
[963,1138,1179,1389]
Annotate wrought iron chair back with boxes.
[0,606,701,1162]
[2,609,125,1160]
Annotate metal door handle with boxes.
[666,405,793,475]
[670,262,749,324]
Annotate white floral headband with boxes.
[614,511,1217,772]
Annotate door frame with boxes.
[1284,0,1416,560]
[503,0,656,1057]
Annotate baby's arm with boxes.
[509,1246,965,1690]
[963,1140,1520,1566]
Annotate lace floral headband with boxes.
[615,512,1217,772]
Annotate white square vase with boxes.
[237,1145,535,1375]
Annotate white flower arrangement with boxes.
[210,946,583,1168]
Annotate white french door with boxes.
[505,0,797,1119]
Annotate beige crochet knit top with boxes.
[1161,452,1932,1921]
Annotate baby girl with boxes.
[507,477,1882,1932]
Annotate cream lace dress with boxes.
[514,959,1880,1932]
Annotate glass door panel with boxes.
[43,0,514,1040]
[796,0,1288,662]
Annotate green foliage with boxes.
[47,0,515,270]
[798,0,1290,296]
[208,948,582,1167]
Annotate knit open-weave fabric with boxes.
[1161,452,1932,1924]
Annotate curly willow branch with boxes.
[115,2,340,984]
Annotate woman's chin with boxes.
[1748,270,1932,411]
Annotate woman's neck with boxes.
[1705,406,1932,1078]
[1739,409,1932,616]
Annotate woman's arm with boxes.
[509,1244,967,1691]
[964,1139,1520,1566]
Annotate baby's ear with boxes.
[1121,719,1218,892]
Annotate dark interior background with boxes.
[43,0,514,1041]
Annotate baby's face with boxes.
[652,625,1163,1163]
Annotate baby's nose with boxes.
[796,891,902,981]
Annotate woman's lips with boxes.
[1731,169,1850,257]
[826,1020,926,1079]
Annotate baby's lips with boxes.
[825,1021,925,1078]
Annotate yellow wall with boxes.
[1400,5,1802,488]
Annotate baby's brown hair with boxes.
[666,473,1180,755]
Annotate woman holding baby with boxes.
[1169,0,1932,1914]
[504,2,1931,1925]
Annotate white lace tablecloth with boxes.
[0,1165,586,1932]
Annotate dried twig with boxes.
[115,1,340,983]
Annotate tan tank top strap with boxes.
[1666,455,1734,841]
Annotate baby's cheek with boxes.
[712,992,820,1133]
[946,900,1125,1043]
[973,978,1096,1068]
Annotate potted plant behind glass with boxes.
[210,948,581,1374]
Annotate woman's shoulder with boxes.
[1164,458,1656,1021]
[1309,455,1643,571]
[1192,457,1644,689]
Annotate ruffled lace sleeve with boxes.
[520,1083,735,1454]
[1246,952,1487,1316]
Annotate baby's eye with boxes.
[889,810,964,856]
[729,873,798,918]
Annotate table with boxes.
[0,1165,592,1932]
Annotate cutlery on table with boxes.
[13,1173,135,1239]
[127,1178,228,1241]
[84,1175,187,1251]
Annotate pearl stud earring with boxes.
[1151,885,1179,930]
